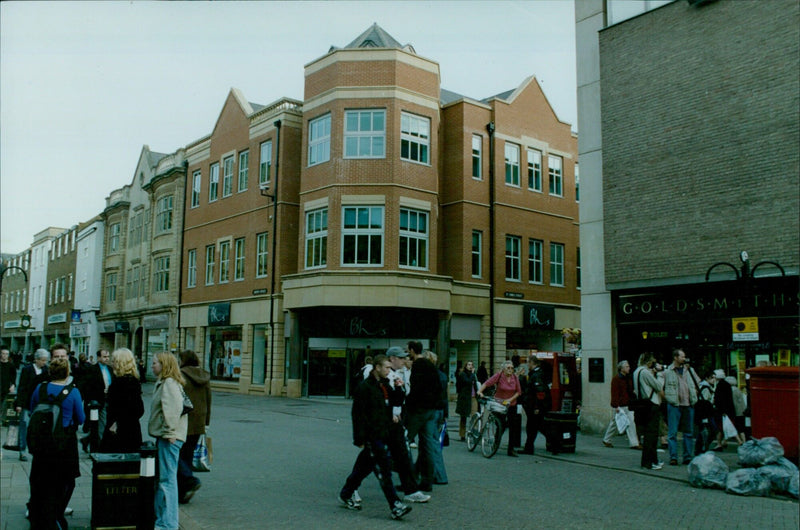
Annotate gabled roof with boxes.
[481,89,515,103]
[330,23,416,54]
[147,148,168,168]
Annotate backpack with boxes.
[26,382,75,456]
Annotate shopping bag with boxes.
[722,414,738,440]
[2,421,21,451]
[192,434,211,472]
[439,424,449,448]
[615,410,630,434]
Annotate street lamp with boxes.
[261,120,281,394]
[705,251,786,282]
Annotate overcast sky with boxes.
[0,0,577,255]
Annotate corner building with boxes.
[181,25,579,398]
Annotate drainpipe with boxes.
[268,120,281,395]
[176,159,188,350]
[486,122,496,370]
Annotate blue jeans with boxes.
[405,408,438,488]
[18,409,29,453]
[667,404,694,462]
[432,410,448,484]
[156,438,183,530]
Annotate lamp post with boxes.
[705,251,786,282]
[260,120,281,395]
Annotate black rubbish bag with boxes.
[687,451,729,489]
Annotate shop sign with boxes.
[522,303,554,330]
[505,292,524,299]
[47,313,67,324]
[208,303,231,326]
[732,317,759,342]
[115,321,130,333]
[70,322,89,338]
[98,321,116,333]
[143,314,170,330]
[253,288,267,295]
[299,308,438,339]
[71,310,82,322]
[4,320,21,329]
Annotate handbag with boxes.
[2,420,20,451]
[181,387,194,416]
[614,410,630,434]
[630,370,655,427]
[192,433,212,472]
[721,414,738,440]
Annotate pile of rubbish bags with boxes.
[687,437,799,498]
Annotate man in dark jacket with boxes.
[338,355,411,520]
[14,349,50,460]
[79,349,112,452]
[404,341,440,491]
[521,355,551,455]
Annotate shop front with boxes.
[614,276,799,386]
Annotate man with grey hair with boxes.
[602,360,641,449]
[14,349,50,461]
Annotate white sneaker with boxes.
[409,442,418,449]
[404,491,431,503]
[352,490,362,503]
[64,507,74,516]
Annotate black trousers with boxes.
[340,440,401,509]
[523,408,546,453]
[387,423,419,494]
[640,404,661,468]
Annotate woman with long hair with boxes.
[148,352,188,530]
[100,348,144,453]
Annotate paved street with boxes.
[2,385,798,529]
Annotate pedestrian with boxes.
[477,360,522,457]
[138,356,148,383]
[633,352,664,470]
[338,354,412,520]
[455,360,478,441]
[148,352,188,530]
[0,347,17,401]
[14,348,50,461]
[404,341,441,491]
[99,348,144,453]
[693,370,717,454]
[423,351,448,485]
[28,356,85,530]
[712,369,736,451]
[80,349,113,452]
[602,360,641,450]
[522,355,552,455]
[663,348,698,465]
[177,349,211,504]
[476,361,488,385]
[727,375,747,445]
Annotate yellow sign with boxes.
[732,317,759,341]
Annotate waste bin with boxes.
[746,366,799,461]
[138,442,157,529]
[544,411,578,454]
[91,453,141,529]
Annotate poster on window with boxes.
[219,341,242,379]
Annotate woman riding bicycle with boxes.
[477,360,521,457]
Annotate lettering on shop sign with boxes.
[348,317,388,337]
[208,303,231,326]
[617,290,799,322]
[522,303,555,330]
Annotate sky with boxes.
[0,0,577,256]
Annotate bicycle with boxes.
[465,396,509,458]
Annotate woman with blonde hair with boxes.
[149,352,188,530]
[100,348,144,453]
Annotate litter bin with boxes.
[138,442,157,529]
[544,411,578,455]
[91,453,140,529]
[746,366,799,461]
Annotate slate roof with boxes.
[440,88,468,105]
[330,23,415,54]
[482,89,515,103]
[147,150,169,167]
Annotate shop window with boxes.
[207,326,242,381]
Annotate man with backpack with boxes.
[27,356,85,529]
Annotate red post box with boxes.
[745,366,799,461]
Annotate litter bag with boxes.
[737,437,784,467]
[759,457,799,494]
[725,468,771,497]
[687,452,729,489]
[788,473,799,499]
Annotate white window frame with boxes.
[527,148,542,192]
[222,156,234,197]
[131,266,139,298]
[219,241,231,283]
[187,249,197,288]
[308,114,331,166]
[505,143,520,187]
[234,238,246,281]
[191,170,201,208]
[106,272,117,302]
[548,155,563,197]
[528,239,543,284]
[154,256,170,293]
[341,206,384,266]
[209,163,219,202]
[305,209,328,269]
[505,235,521,281]
[400,112,430,165]
[109,223,120,252]
[472,135,482,180]
[205,245,215,285]
[238,151,249,192]
[550,242,565,287]
[256,232,268,278]
[259,141,272,186]
[344,109,385,159]
[471,230,482,278]
[399,208,428,269]
[156,195,173,233]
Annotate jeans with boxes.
[431,410,448,484]
[340,440,400,509]
[18,409,29,453]
[155,438,183,530]
[405,408,438,488]
[667,404,694,462]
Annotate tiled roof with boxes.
[440,88,468,105]
[482,89,515,103]
[330,23,415,54]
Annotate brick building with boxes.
[1,250,31,353]
[576,0,799,431]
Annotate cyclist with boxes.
[477,360,522,457]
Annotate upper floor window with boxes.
[471,230,482,278]
[154,256,170,293]
[472,135,482,180]
[550,242,565,286]
[238,151,249,192]
[256,232,268,277]
[548,155,563,197]
[305,209,328,269]
[259,140,272,186]
[191,170,201,208]
[106,272,117,303]
[209,163,219,202]
[399,208,428,269]
[342,206,383,266]
[505,235,521,281]
[528,239,543,284]
[222,156,234,197]
[156,196,173,233]
[400,113,430,164]
[234,238,246,281]
[219,241,231,283]
[344,110,385,159]
[527,148,542,192]
[109,223,120,252]
[308,114,331,166]
[187,249,197,288]
[505,143,520,187]
[205,245,215,285]
[131,266,140,299]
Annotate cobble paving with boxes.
[2,386,797,529]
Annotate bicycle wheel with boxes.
[465,413,481,452]
[481,415,502,458]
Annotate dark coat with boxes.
[0,360,16,398]
[406,358,440,412]
[524,366,551,414]
[455,370,478,417]
[181,366,212,436]
[15,363,49,410]
[714,378,736,420]
[100,374,144,453]
[351,374,403,447]
[610,373,633,408]
[80,363,112,407]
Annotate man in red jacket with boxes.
[602,360,642,449]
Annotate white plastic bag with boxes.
[721,415,738,440]
[615,410,630,434]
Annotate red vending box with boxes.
[746,366,799,461]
